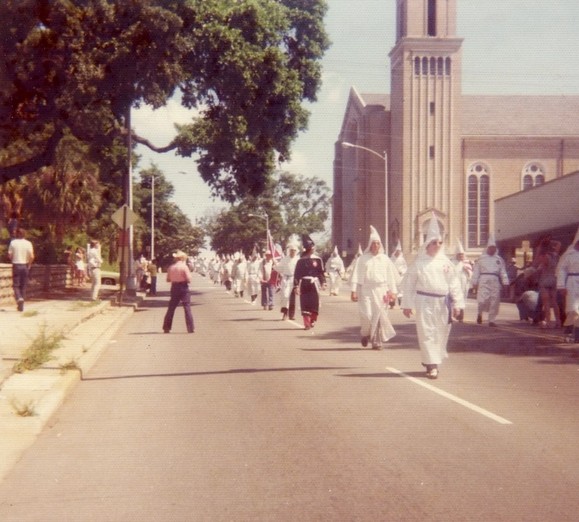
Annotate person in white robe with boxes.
[389,240,407,308]
[246,251,261,304]
[344,244,363,284]
[231,253,248,298]
[471,234,509,326]
[327,246,346,296]
[275,235,300,320]
[557,226,579,343]
[400,214,464,379]
[350,226,401,349]
[451,239,473,322]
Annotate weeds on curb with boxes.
[59,359,80,374]
[22,310,39,318]
[13,324,64,374]
[10,398,37,417]
[68,300,101,311]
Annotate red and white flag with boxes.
[267,229,284,287]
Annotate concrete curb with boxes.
[0,299,139,482]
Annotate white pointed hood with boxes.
[425,213,443,245]
[365,226,384,254]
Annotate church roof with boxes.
[461,95,579,136]
[357,92,579,137]
[358,92,390,109]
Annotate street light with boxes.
[248,212,269,250]
[150,173,155,260]
[341,141,389,250]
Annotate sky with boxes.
[131,0,579,226]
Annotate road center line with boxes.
[385,366,513,425]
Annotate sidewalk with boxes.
[0,286,139,481]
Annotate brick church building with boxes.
[333,0,579,260]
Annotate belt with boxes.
[417,291,453,324]
[417,290,446,298]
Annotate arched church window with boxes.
[521,162,545,190]
[445,57,451,75]
[422,56,428,75]
[467,163,490,248]
[437,57,443,75]
[414,57,421,76]
[430,57,436,75]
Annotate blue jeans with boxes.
[163,282,194,333]
[12,264,29,302]
[261,282,274,308]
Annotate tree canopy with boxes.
[205,170,331,255]
[0,0,330,202]
[134,164,205,266]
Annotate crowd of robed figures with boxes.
[165,215,579,381]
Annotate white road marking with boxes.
[385,366,513,425]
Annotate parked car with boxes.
[100,270,120,286]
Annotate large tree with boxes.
[0,0,330,202]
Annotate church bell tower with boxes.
[389,0,464,253]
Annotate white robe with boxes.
[557,248,579,326]
[400,253,465,365]
[452,258,473,302]
[471,254,509,321]
[351,253,400,344]
[327,255,345,295]
[231,260,247,294]
[275,254,299,310]
[247,259,261,297]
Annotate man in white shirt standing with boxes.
[87,239,103,301]
[8,228,34,312]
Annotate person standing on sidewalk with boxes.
[557,228,579,343]
[350,226,400,349]
[8,228,34,312]
[294,234,326,330]
[400,215,464,379]
[471,234,509,327]
[87,239,103,301]
[162,250,194,333]
[147,258,158,296]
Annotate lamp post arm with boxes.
[342,142,386,161]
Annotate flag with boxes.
[267,229,284,288]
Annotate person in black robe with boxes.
[294,235,326,330]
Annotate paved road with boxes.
[0,275,577,521]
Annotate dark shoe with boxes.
[17,299,24,312]
[188,330,195,334]
[289,316,295,320]
[163,329,170,334]
[489,322,497,327]
[361,336,369,347]
[476,314,482,325]
[426,367,439,379]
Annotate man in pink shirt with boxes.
[162,250,195,333]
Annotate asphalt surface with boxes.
[0,275,577,521]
